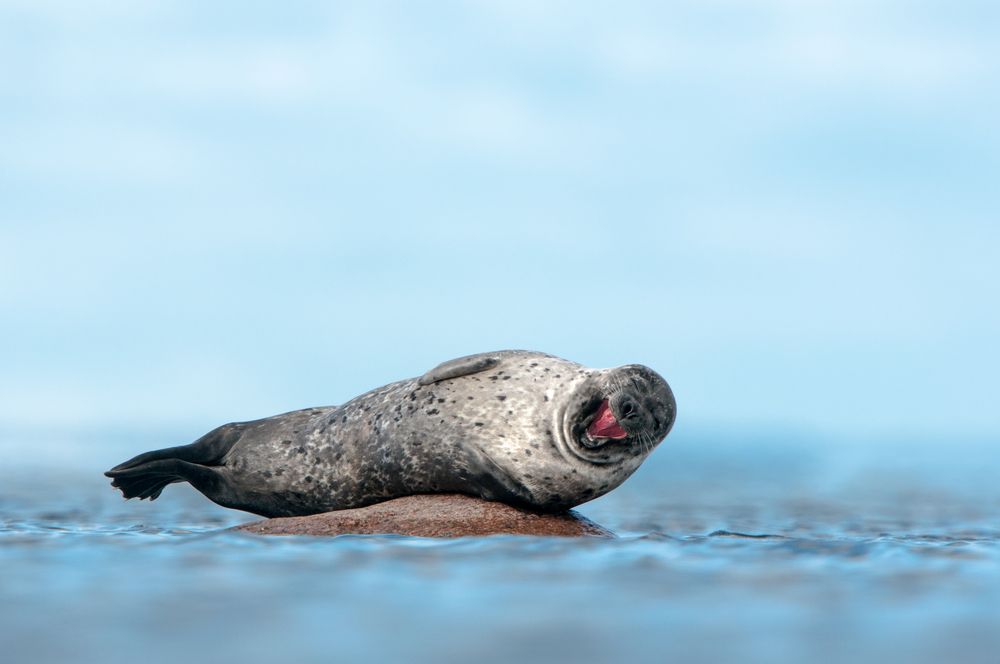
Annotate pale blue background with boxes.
[1,1,998,461]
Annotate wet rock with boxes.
[233,494,614,538]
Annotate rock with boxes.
[233,494,614,538]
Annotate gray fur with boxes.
[106,350,676,517]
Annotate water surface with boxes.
[2,435,998,663]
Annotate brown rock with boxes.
[233,494,614,538]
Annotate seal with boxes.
[105,350,676,517]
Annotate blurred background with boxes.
[1,2,999,663]
[2,0,998,452]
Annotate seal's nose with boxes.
[617,397,640,422]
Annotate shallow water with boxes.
[2,434,999,664]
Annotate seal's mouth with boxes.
[586,399,628,441]
[566,365,675,460]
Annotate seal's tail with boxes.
[104,423,242,501]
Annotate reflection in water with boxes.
[2,438,999,664]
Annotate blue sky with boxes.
[1,1,998,446]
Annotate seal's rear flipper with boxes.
[105,423,241,501]
[105,459,224,501]
[107,423,242,473]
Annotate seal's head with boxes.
[561,364,676,465]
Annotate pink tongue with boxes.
[587,399,628,439]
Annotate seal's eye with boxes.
[620,401,635,418]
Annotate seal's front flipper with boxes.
[418,352,502,386]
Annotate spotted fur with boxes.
[106,350,676,517]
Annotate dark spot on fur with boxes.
[467,396,474,400]
[305,476,313,483]
[275,468,284,476]
[282,439,292,445]
[543,395,549,401]
[530,362,538,367]
[474,422,484,427]
[342,416,347,423]
[437,398,445,403]
[427,408,439,415]
[502,376,510,380]
[262,470,272,478]
[497,395,506,401]
[296,447,305,454]
[524,449,532,456]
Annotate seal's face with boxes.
[565,364,676,463]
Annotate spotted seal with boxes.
[105,350,676,517]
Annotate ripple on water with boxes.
[2,461,1000,664]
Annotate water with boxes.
[2,433,999,664]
